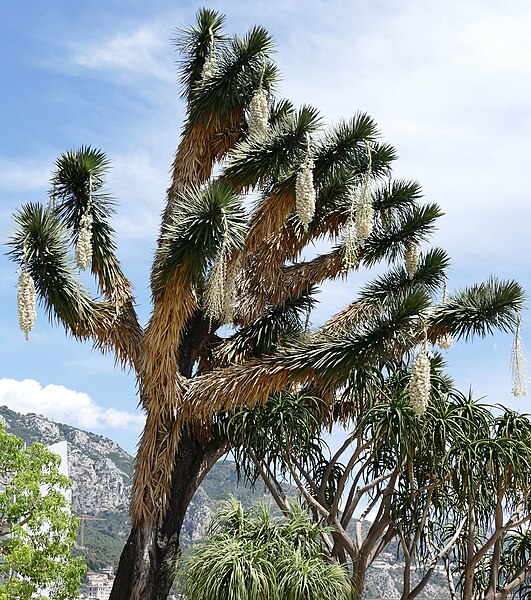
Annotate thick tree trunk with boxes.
[109,427,224,600]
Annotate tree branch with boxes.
[409,516,466,600]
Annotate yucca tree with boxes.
[7,9,526,600]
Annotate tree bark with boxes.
[109,427,224,600]
[463,493,477,600]
[484,493,504,600]
[351,553,367,600]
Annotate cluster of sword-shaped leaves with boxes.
[14,50,528,415]
[16,175,94,341]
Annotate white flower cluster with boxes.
[296,160,316,230]
[76,211,93,270]
[203,251,236,325]
[355,185,374,242]
[17,270,36,341]
[223,255,241,321]
[343,219,358,269]
[511,319,528,397]
[248,89,268,137]
[438,333,453,350]
[404,243,420,278]
[201,51,217,80]
[409,351,431,416]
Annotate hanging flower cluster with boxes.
[76,210,93,270]
[203,251,227,323]
[438,334,453,350]
[75,176,93,270]
[343,145,373,269]
[203,233,239,325]
[404,243,420,278]
[355,144,374,243]
[223,254,241,321]
[409,350,431,416]
[511,316,528,397]
[296,158,316,230]
[342,218,358,269]
[355,184,374,242]
[248,89,268,137]
[201,51,217,80]
[17,270,36,341]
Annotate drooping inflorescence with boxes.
[437,334,453,350]
[354,145,374,243]
[75,176,93,270]
[355,187,374,243]
[17,270,36,341]
[296,157,316,231]
[203,251,227,324]
[248,89,269,137]
[342,222,359,269]
[75,211,93,270]
[203,224,238,325]
[222,254,241,322]
[511,315,528,397]
[201,51,217,80]
[201,31,218,81]
[404,242,420,279]
[343,143,373,269]
[409,347,431,416]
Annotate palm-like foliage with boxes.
[224,377,531,599]
[180,499,352,600]
[5,8,528,600]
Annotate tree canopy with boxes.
[0,425,84,600]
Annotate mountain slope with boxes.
[0,405,131,513]
[0,406,269,565]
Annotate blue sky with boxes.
[1,1,530,455]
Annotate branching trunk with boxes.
[484,492,504,600]
[463,492,477,600]
[110,428,225,600]
[445,557,459,600]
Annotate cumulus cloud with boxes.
[0,378,145,432]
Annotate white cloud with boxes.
[108,151,168,244]
[70,23,175,82]
[0,158,50,193]
[0,378,145,432]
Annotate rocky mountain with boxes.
[0,405,131,513]
[0,405,274,557]
[0,405,451,598]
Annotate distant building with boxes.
[47,440,71,504]
[86,567,114,600]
